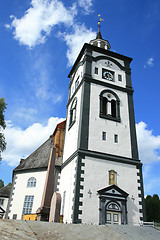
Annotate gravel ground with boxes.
[0,220,160,240]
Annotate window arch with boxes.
[27,177,36,187]
[69,98,77,128]
[106,201,120,211]
[100,90,120,122]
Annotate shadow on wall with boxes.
[127,197,139,224]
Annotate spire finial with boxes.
[96,14,104,39]
[98,14,104,29]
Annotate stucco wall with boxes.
[63,87,82,162]
[79,157,142,225]
[8,170,47,220]
[59,157,77,223]
[88,83,132,158]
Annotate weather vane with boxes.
[98,14,104,28]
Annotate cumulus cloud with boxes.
[144,57,154,68]
[60,24,96,66]
[6,0,77,48]
[6,0,96,65]
[78,0,94,14]
[136,121,160,163]
[2,117,65,166]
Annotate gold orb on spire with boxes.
[98,14,104,26]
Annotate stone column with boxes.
[36,140,56,221]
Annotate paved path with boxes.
[0,220,160,240]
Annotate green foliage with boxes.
[0,98,7,160]
[0,179,4,188]
[0,98,7,129]
[7,182,12,186]
[145,194,160,222]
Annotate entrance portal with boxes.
[98,185,128,225]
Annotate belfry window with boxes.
[100,90,120,122]
[69,98,77,129]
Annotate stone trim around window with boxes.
[99,89,121,122]
[68,97,77,130]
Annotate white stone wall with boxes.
[58,157,77,223]
[70,65,84,99]
[63,87,83,162]
[88,83,132,158]
[8,170,47,220]
[79,157,141,225]
[92,51,125,67]
[92,60,126,88]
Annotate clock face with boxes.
[102,69,114,81]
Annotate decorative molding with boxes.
[87,77,134,95]
[105,60,113,68]
[61,148,142,172]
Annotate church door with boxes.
[106,211,121,225]
[106,201,121,224]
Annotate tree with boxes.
[0,179,4,188]
[0,98,7,161]
[145,194,160,222]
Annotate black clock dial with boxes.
[102,70,114,81]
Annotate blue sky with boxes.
[0,0,160,197]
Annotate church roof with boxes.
[0,185,12,198]
[14,138,53,172]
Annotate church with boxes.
[6,23,145,225]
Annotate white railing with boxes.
[140,221,154,226]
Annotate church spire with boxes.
[89,14,111,50]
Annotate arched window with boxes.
[107,202,120,211]
[100,90,120,122]
[27,177,36,187]
[69,98,77,128]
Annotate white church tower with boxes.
[59,20,145,225]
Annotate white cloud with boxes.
[6,0,77,48]
[78,0,94,14]
[144,57,154,68]
[60,24,96,66]
[2,117,65,166]
[136,121,160,163]
[6,0,96,66]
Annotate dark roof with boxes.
[0,185,12,198]
[14,138,52,172]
